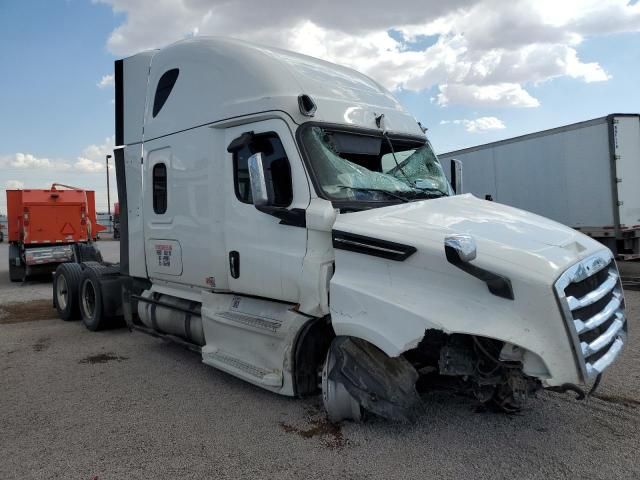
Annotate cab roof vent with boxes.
[298,94,317,117]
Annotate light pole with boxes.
[106,154,112,229]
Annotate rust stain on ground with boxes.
[279,417,346,450]
[79,353,128,364]
[32,337,51,352]
[0,300,57,324]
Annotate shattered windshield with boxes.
[300,126,451,204]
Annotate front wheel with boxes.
[321,345,362,423]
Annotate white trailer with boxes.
[52,38,627,422]
[439,114,640,259]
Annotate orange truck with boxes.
[113,202,120,239]
[6,184,105,281]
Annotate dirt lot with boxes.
[1,240,639,479]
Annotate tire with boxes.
[79,268,105,331]
[53,263,83,321]
[79,263,121,331]
[8,244,25,282]
[321,342,362,423]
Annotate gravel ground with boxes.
[0,241,639,479]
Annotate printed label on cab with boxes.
[155,243,172,267]
[146,239,183,276]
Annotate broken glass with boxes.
[301,126,451,202]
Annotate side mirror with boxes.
[248,153,272,207]
[450,158,463,195]
[444,234,477,263]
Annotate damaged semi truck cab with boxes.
[102,37,626,421]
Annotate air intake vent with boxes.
[298,94,317,117]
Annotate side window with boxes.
[152,69,179,117]
[152,163,167,214]
[232,133,293,207]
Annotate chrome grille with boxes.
[554,250,627,381]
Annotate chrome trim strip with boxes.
[333,238,405,255]
[566,271,618,311]
[581,313,625,356]
[554,249,627,381]
[23,245,74,266]
[585,337,625,378]
[573,291,622,334]
[332,230,417,261]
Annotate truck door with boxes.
[224,119,310,302]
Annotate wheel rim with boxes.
[321,349,362,423]
[81,280,96,319]
[56,274,68,310]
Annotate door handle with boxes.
[229,251,240,279]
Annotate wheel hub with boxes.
[321,349,362,423]
[82,281,96,318]
[56,275,68,310]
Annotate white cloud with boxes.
[95,0,640,108]
[6,153,52,169]
[80,136,115,164]
[437,83,540,107]
[74,157,105,173]
[5,180,24,190]
[0,136,115,174]
[441,116,506,132]
[466,117,506,132]
[73,137,115,172]
[97,74,115,88]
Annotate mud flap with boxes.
[328,337,423,422]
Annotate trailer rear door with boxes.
[613,115,640,229]
[26,203,85,244]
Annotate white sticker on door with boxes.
[146,239,183,276]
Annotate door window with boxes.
[152,163,167,214]
[152,69,179,117]
[232,133,293,207]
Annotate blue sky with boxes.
[1,0,639,213]
[0,0,118,158]
[409,32,640,153]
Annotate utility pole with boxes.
[106,154,112,230]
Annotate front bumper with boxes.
[554,250,627,382]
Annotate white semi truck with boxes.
[53,37,627,422]
[439,114,640,259]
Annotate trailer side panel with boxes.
[440,117,617,228]
[6,190,22,242]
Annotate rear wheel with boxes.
[53,263,83,320]
[78,263,122,331]
[80,272,104,331]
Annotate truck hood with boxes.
[334,194,604,277]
